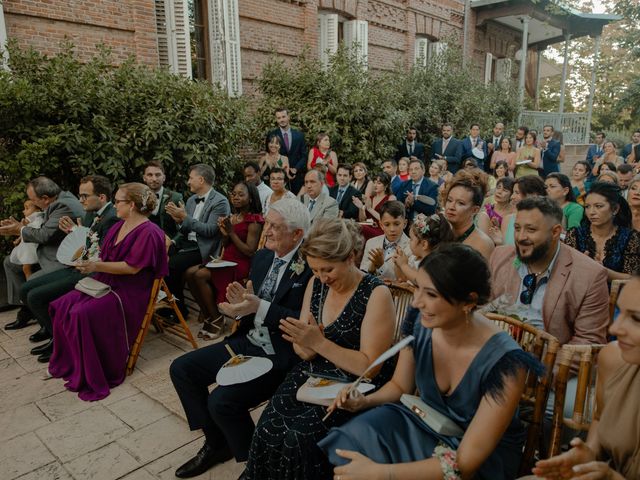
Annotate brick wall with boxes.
[3,0,158,65]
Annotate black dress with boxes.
[245,274,386,480]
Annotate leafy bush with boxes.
[252,46,520,168]
[0,41,250,222]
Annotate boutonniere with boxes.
[162,194,169,203]
[81,232,101,261]
[289,255,305,277]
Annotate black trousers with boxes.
[165,244,201,313]
[169,334,294,461]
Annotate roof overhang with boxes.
[471,0,621,50]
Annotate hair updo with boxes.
[442,168,489,207]
[411,212,454,249]
[118,182,157,216]
[300,218,364,262]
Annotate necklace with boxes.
[456,223,475,243]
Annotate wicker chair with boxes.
[483,312,560,474]
[126,278,198,375]
[548,344,606,457]
[387,282,415,342]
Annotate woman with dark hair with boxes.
[593,160,618,178]
[533,271,640,479]
[185,182,264,339]
[629,175,640,232]
[353,172,397,240]
[260,134,292,186]
[545,172,584,230]
[49,183,168,400]
[443,170,495,260]
[244,218,395,480]
[262,168,296,216]
[571,160,592,206]
[514,131,542,178]
[490,138,516,174]
[498,175,547,246]
[308,132,338,187]
[320,243,543,480]
[565,181,640,282]
[478,176,515,241]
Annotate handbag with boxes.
[296,374,375,406]
[75,277,111,298]
[400,394,464,437]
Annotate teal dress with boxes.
[504,214,515,246]
[319,319,543,480]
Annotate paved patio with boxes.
[0,309,245,480]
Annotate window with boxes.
[414,38,447,67]
[495,58,513,83]
[156,0,242,96]
[0,2,7,70]
[318,13,367,68]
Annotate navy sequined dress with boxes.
[319,315,544,480]
[565,226,640,276]
[245,274,387,480]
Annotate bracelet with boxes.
[434,444,461,480]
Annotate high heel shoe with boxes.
[197,316,225,340]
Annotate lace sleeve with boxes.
[622,230,640,275]
[564,227,578,249]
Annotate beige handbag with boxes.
[75,277,111,298]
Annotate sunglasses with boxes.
[520,273,537,305]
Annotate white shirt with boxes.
[187,188,211,242]
[256,182,273,207]
[247,244,301,355]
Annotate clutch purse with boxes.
[296,375,375,406]
[75,277,111,298]
[400,394,464,437]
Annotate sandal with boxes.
[198,316,225,341]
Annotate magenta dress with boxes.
[49,220,168,401]
[361,194,390,241]
[210,214,264,303]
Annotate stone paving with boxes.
[0,309,245,480]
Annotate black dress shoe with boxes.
[31,339,53,356]
[0,303,20,313]
[175,442,232,478]
[37,351,52,363]
[29,326,51,343]
[4,307,36,330]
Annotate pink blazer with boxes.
[489,244,609,346]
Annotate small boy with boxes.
[360,200,411,280]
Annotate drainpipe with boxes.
[462,0,471,67]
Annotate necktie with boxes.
[155,192,160,199]
[413,183,420,197]
[283,131,290,151]
[408,143,413,156]
[195,197,205,204]
[308,199,316,212]
[473,137,478,147]
[259,258,287,302]
[336,188,345,204]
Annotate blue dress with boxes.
[319,317,542,480]
[245,274,390,480]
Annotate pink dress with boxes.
[49,220,168,401]
[210,214,264,303]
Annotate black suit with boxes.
[395,141,425,162]
[169,247,313,461]
[267,127,307,194]
[329,184,362,220]
[21,203,120,335]
[148,187,183,241]
[485,134,505,172]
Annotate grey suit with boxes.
[3,191,84,305]
[301,192,339,225]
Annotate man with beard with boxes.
[489,196,608,346]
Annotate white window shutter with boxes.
[414,38,429,67]
[223,0,242,96]
[428,41,447,61]
[496,58,512,83]
[208,0,242,97]
[155,0,192,78]
[0,1,8,70]
[484,53,493,85]
[344,20,368,66]
[318,13,339,68]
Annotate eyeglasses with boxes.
[520,273,537,305]
[78,194,97,200]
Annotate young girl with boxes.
[9,200,44,278]
[393,212,454,284]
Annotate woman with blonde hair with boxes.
[48,183,168,401]
[243,218,395,480]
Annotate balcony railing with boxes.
[520,111,589,145]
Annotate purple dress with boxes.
[49,220,169,401]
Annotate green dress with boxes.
[563,202,584,230]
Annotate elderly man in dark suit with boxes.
[170,198,313,478]
[329,163,363,220]
[1,176,84,330]
[395,159,439,220]
[429,123,463,174]
[267,107,307,194]
[20,175,120,362]
[165,164,230,316]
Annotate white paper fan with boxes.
[56,226,90,266]
[216,356,273,386]
[472,147,485,159]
